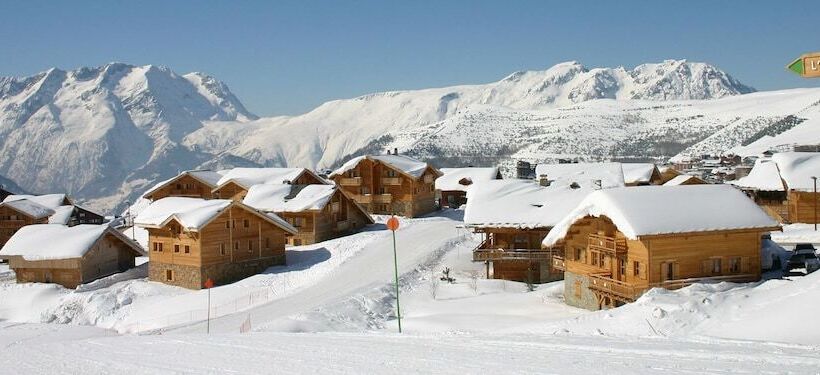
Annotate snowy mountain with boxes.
[2,59,813,213]
[0,63,258,212]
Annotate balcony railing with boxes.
[381,177,401,186]
[587,234,627,257]
[589,273,758,303]
[372,194,392,204]
[473,248,554,261]
[339,177,362,186]
[352,195,372,204]
[588,274,639,301]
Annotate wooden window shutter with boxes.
[741,257,750,273]
[702,260,711,274]
[673,263,680,279]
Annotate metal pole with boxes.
[813,176,818,231]
[206,288,211,334]
[392,229,402,333]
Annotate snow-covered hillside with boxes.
[3,59,814,213]
[0,63,258,212]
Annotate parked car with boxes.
[786,244,820,274]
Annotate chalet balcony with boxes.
[381,177,401,186]
[352,195,372,204]
[472,246,554,262]
[0,220,26,229]
[588,274,640,302]
[552,254,565,271]
[587,233,627,257]
[339,177,362,186]
[372,194,392,204]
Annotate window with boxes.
[248,240,253,251]
[175,183,182,189]
[166,269,173,281]
[293,239,302,246]
[664,262,675,281]
[293,217,304,228]
[386,169,396,177]
[712,258,722,274]
[361,186,370,195]
[244,219,250,228]
[574,247,583,261]
[729,257,740,273]
[234,241,239,250]
[265,237,270,249]
[225,220,231,229]
[220,243,226,255]
[153,242,163,252]
[619,259,626,277]
[184,245,190,254]
[633,261,640,276]
[174,244,180,253]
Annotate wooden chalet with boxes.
[658,166,681,184]
[243,184,374,246]
[143,170,223,201]
[0,224,145,288]
[135,197,297,289]
[329,153,441,218]
[663,174,707,186]
[622,163,663,186]
[0,194,76,247]
[435,167,502,208]
[463,180,592,283]
[730,152,820,223]
[543,185,780,310]
[211,168,328,201]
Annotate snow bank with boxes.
[0,224,108,261]
[435,167,500,192]
[464,180,592,229]
[544,185,779,245]
[534,162,625,189]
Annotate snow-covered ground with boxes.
[2,211,820,373]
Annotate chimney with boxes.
[538,174,551,187]
[394,147,398,155]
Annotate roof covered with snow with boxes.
[3,194,68,210]
[330,154,434,179]
[534,162,625,189]
[771,152,820,192]
[435,167,501,192]
[727,159,784,191]
[48,205,76,225]
[621,163,658,184]
[543,185,780,246]
[135,197,296,234]
[0,199,55,219]
[215,168,317,189]
[463,180,593,229]
[243,184,337,212]
[663,174,703,186]
[0,224,144,261]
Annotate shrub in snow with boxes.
[440,267,455,284]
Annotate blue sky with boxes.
[1,1,817,116]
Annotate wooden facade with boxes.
[788,190,820,224]
[0,205,49,247]
[4,230,143,289]
[275,190,373,246]
[472,227,561,283]
[144,203,294,289]
[551,215,776,310]
[144,173,218,201]
[659,167,681,184]
[332,157,440,218]
[440,190,468,209]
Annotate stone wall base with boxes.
[150,256,285,290]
